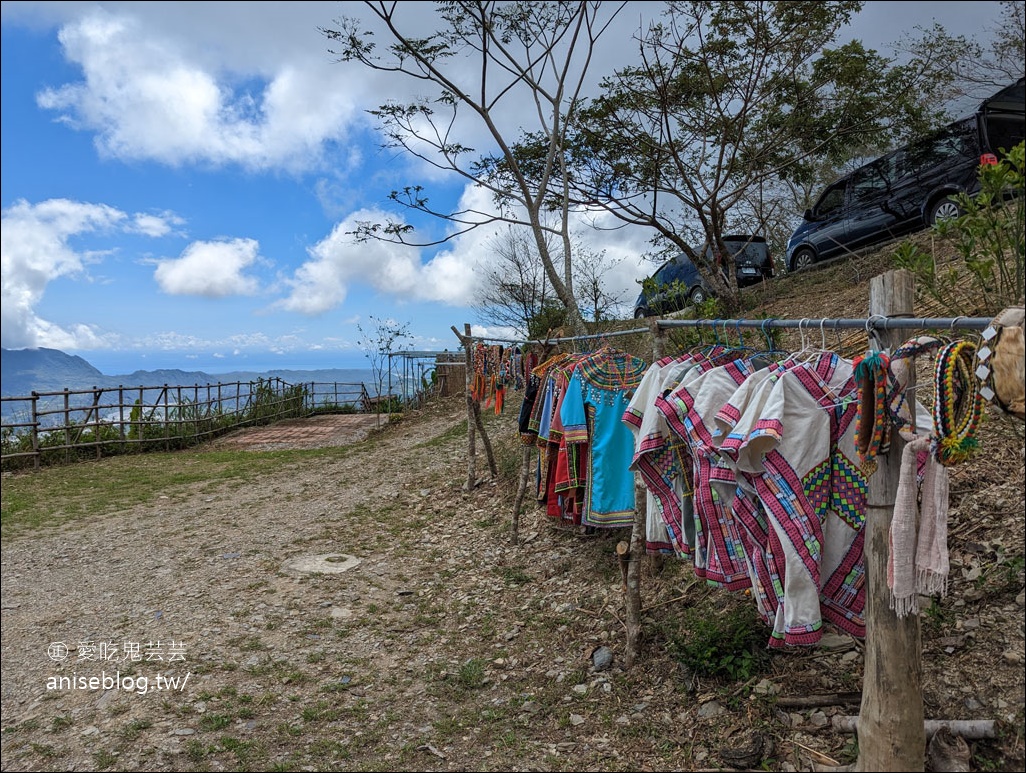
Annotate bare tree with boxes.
[320,1,628,335]
[356,315,412,409]
[896,1,1025,107]
[472,226,558,336]
[473,223,626,334]
[572,245,627,322]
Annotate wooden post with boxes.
[30,392,40,469]
[457,324,477,491]
[624,476,646,669]
[856,269,925,772]
[511,444,532,544]
[63,389,71,464]
[649,317,665,361]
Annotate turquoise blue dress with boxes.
[560,350,647,528]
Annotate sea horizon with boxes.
[72,349,376,378]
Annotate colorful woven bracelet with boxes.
[932,339,985,466]
[886,335,946,440]
[853,350,891,476]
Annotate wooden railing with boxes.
[1,378,374,469]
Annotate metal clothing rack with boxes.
[656,315,992,332]
[457,269,1005,769]
[461,315,992,348]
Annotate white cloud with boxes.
[153,238,263,297]
[130,211,183,238]
[34,7,364,173]
[277,203,483,315]
[0,197,171,349]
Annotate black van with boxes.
[633,235,772,318]
[786,77,1026,273]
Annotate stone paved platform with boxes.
[213,413,384,450]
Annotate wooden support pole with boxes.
[454,324,478,492]
[856,269,925,772]
[649,316,665,361]
[624,476,646,669]
[451,324,497,491]
[510,444,532,545]
[835,715,996,740]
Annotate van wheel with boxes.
[634,307,649,319]
[929,198,963,225]
[689,286,708,305]
[790,248,815,272]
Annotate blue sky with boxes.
[0,1,1011,375]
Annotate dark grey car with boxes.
[634,235,773,318]
[786,77,1025,273]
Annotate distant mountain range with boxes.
[0,347,377,398]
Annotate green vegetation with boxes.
[665,600,771,682]
[1,377,311,473]
[0,445,347,538]
[894,141,1025,315]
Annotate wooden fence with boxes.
[0,378,373,469]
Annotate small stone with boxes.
[569,713,585,726]
[698,700,725,718]
[590,645,614,671]
[753,678,779,696]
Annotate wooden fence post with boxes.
[624,478,646,668]
[30,392,40,469]
[63,389,71,464]
[856,269,925,771]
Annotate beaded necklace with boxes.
[932,340,985,466]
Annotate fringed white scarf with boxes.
[888,435,951,618]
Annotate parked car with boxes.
[786,77,1026,273]
[633,235,773,318]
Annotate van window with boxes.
[816,181,846,216]
[986,113,1026,155]
[897,119,977,178]
[850,159,889,203]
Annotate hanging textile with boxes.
[659,357,758,590]
[885,336,953,618]
[623,346,734,558]
[560,347,647,528]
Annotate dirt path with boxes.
[1,396,1023,772]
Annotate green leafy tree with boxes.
[320,1,630,335]
[894,141,1025,315]
[556,0,955,310]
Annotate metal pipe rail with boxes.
[656,316,993,331]
[461,316,993,349]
